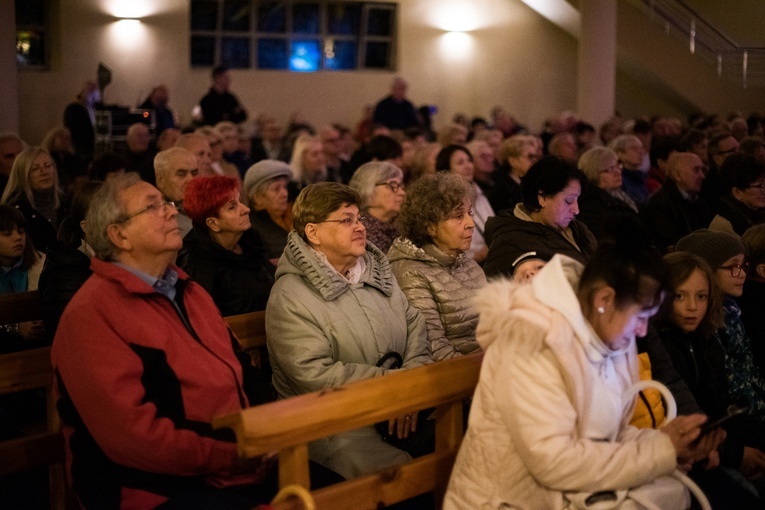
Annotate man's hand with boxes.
[18,320,45,341]
[231,451,277,476]
[740,447,765,479]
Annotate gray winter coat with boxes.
[266,231,433,478]
[388,238,486,361]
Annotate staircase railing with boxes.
[636,0,765,88]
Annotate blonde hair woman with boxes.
[1,146,61,252]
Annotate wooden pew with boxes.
[0,345,68,509]
[0,290,69,509]
[213,352,483,509]
[225,310,267,351]
[0,347,62,475]
[225,310,268,367]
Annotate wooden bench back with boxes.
[225,310,268,368]
[0,290,69,508]
[0,346,68,509]
[0,290,42,325]
[224,310,267,351]
[213,352,483,509]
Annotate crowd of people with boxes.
[2,70,765,508]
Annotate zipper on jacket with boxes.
[161,290,249,409]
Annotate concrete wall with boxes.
[614,0,762,119]
[16,0,578,144]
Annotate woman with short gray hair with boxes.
[577,146,641,241]
[266,181,431,479]
[244,160,293,259]
[609,134,649,204]
[349,161,405,253]
[389,172,486,360]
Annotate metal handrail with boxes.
[638,0,765,87]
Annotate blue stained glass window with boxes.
[191,1,396,71]
[223,0,251,31]
[289,40,320,72]
[325,40,357,70]
[328,3,360,36]
[367,8,392,36]
[364,41,390,68]
[258,38,288,69]
[221,37,250,68]
[293,3,320,34]
[258,2,285,33]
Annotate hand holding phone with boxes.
[699,405,748,436]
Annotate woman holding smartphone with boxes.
[445,240,721,509]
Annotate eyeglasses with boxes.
[375,181,405,193]
[745,182,765,192]
[601,163,623,174]
[317,215,365,228]
[118,201,177,223]
[719,261,749,277]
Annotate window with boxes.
[15,0,49,69]
[190,0,397,71]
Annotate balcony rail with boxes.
[637,0,765,88]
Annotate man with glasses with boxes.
[52,173,280,508]
[642,152,713,253]
[710,153,765,236]
[154,147,199,237]
[266,182,432,480]
[319,124,344,183]
[176,132,213,177]
[702,133,741,211]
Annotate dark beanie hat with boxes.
[675,229,747,269]
[511,250,554,274]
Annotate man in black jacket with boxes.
[642,152,712,252]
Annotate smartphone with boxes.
[699,405,749,435]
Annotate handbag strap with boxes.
[623,380,711,510]
[375,351,403,369]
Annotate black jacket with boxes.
[738,279,765,379]
[10,198,57,254]
[483,208,597,278]
[249,209,289,260]
[199,88,247,126]
[716,195,765,236]
[636,329,701,419]
[372,96,418,130]
[577,183,643,242]
[487,165,522,214]
[641,179,713,253]
[37,243,93,338]
[655,320,764,468]
[177,228,275,316]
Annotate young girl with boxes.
[654,251,764,503]
[676,229,765,424]
[0,205,46,349]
